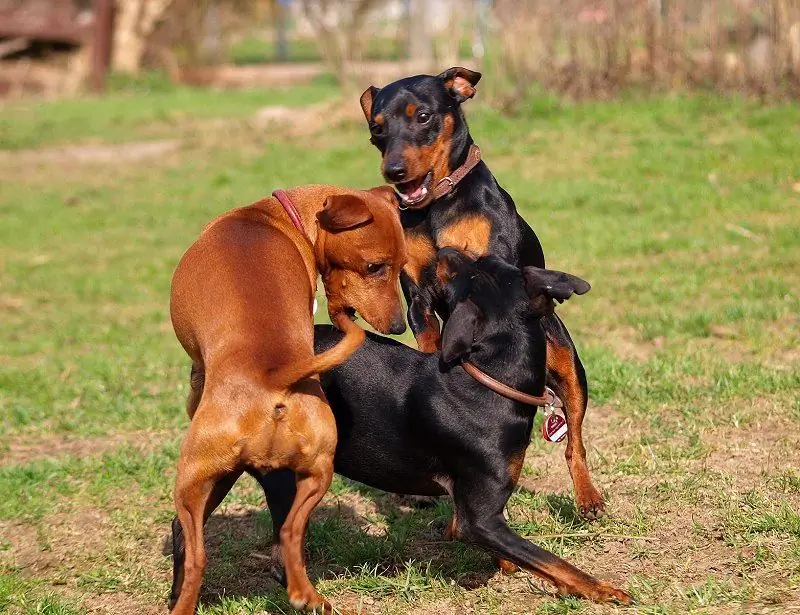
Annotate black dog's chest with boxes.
[401,202,500,288]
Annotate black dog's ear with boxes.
[435,247,472,285]
[360,86,379,122]
[440,299,482,363]
[522,267,591,315]
[437,67,482,103]
[317,195,374,232]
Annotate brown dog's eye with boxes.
[416,112,431,124]
[366,263,386,275]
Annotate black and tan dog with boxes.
[358,68,605,520]
[256,249,632,604]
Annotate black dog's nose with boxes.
[384,162,407,182]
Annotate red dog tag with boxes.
[542,409,568,443]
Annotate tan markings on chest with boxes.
[437,215,492,257]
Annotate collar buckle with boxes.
[436,176,455,194]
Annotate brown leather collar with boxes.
[396,144,482,210]
[462,361,562,408]
[272,189,308,237]
[430,143,482,201]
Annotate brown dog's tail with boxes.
[278,313,365,387]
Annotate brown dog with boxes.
[168,185,407,614]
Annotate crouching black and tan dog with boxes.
[255,249,632,605]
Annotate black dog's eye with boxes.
[416,112,431,124]
[366,263,387,275]
[370,124,385,138]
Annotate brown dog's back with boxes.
[171,206,316,377]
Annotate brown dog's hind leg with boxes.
[169,472,239,610]
[281,461,334,613]
[544,315,605,520]
[170,417,242,615]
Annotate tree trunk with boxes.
[112,0,174,73]
[408,0,434,70]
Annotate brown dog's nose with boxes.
[389,315,407,335]
[384,162,407,183]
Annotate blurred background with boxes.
[2,0,800,100]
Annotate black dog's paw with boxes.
[576,487,605,521]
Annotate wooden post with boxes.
[276,0,289,62]
[91,0,114,92]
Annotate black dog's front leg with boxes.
[169,516,185,610]
[452,478,632,604]
[401,271,440,353]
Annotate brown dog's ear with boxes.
[317,195,374,233]
[360,86,379,122]
[437,67,482,103]
[440,299,482,363]
[522,267,591,316]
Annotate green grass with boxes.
[226,35,473,66]
[0,84,798,614]
[0,78,333,150]
[228,36,407,65]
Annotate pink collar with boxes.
[272,189,307,236]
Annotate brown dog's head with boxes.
[315,186,407,335]
[359,67,481,209]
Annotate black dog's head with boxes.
[359,67,481,209]
[434,248,591,364]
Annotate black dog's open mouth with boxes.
[394,171,432,207]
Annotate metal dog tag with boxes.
[542,405,568,443]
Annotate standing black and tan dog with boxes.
[258,249,632,604]
[358,68,605,520]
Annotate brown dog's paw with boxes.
[576,487,605,520]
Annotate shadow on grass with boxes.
[544,492,583,525]
[160,482,499,609]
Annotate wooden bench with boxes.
[0,0,114,91]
